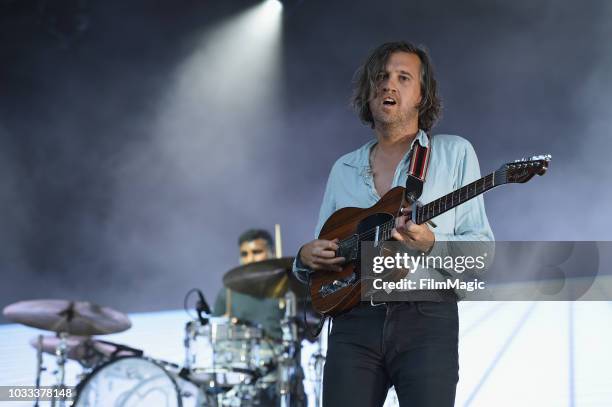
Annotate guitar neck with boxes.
[415,170,500,225]
[337,164,527,261]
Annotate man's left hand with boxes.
[392,207,435,253]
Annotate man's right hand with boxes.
[299,239,346,272]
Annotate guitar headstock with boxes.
[498,154,551,184]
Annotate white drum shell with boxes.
[73,356,199,407]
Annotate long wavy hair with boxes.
[352,41,442,132]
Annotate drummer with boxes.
[212,229,285,339]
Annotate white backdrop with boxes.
[1,302,611,407]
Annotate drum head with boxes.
[73,356,185,407]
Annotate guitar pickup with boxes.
[336,235,358,262]
[318,273,357,298]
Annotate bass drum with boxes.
[73,356,200,407]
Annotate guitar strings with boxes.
[338,163,538,252]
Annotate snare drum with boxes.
[73,356,200,407]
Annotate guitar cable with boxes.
[306,275,327,339]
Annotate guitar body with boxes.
[310,187,406,317]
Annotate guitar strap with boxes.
[404,133,430,202]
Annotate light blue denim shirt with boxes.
[294,130,494,294]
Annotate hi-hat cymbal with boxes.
[3,299,131,336]
[30,335,93,361]
[29,335,141,364]
[223,257,304,299]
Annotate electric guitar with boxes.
[309,155,551,317]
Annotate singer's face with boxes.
[368,51,422,128]
[239,239,271,265]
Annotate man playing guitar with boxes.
[294,41,494,406]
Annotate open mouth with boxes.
[382,97,397,106]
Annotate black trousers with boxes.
[323,301,459,407]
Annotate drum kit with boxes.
[2,257,326,407]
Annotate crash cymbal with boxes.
[3,299,131,336]
[223,257,305,299]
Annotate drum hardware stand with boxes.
[34,334,46,407]
[183,321,195,372]
[51,332,68,407]
[277,220,294,405]
[279,290,302,407]
[276,223,306,406]
[308,332,326,407]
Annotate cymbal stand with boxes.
[51,332,68,407]
[279,290,300,407]
[309,331,326,407]
[33,334,45,407]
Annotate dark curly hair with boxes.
[352,41,441,132]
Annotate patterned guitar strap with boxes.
[405,133,431,203]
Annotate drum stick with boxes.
[275,224,282,258]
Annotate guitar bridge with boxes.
[318,273,357,298]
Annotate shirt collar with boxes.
[342,129,429,168]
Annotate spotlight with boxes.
[264,0,283,13]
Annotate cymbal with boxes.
[223,257,304,299]
[3,299,131,336]
[222,258,324,342]
[30,335,93,361]
[29,335,140,363]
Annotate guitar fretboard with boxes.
[416,171,499,224]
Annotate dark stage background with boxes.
[1,0,611,320]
